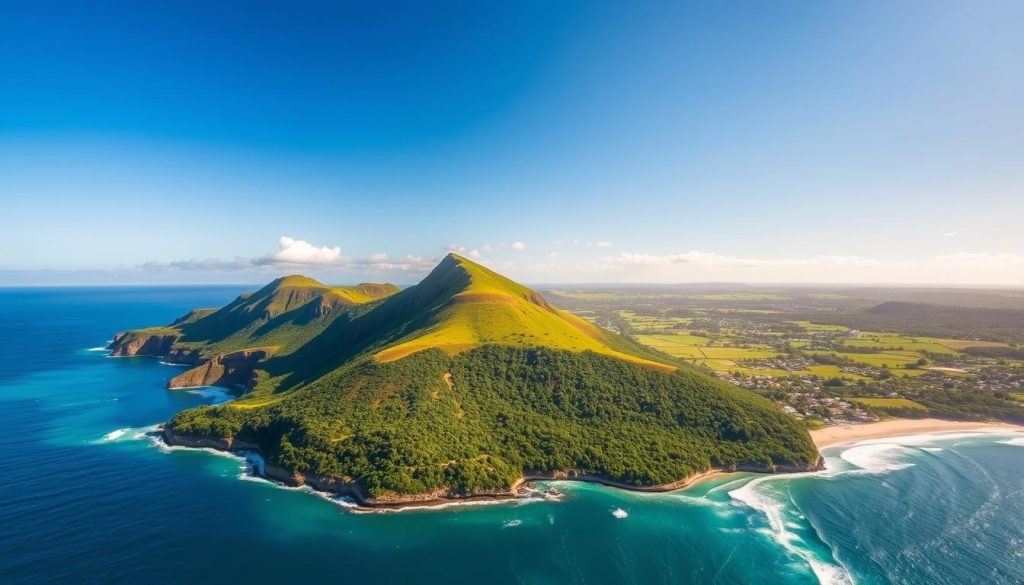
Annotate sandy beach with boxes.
[811,418,1024,449]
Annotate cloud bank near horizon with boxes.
[118,236,1024,286]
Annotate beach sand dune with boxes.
[811,418,1024,449]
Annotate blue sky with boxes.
[1,1,1021,285]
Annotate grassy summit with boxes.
[114,254,819,502]
[374,254,673,370]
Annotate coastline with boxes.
[810,418,1024,449]
[159,418,1023,510]
[159,427,820,510]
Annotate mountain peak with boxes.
[268,274,327,290]
[372,254,674,371]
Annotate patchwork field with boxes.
[844,332,959,355]
[790,321,849,332]
[635,333,782,363]
[935,338,1010,350]
[805,350,920,368]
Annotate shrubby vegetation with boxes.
[168,346,818,498]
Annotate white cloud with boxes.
[928,252,1024,267]
[265,236,343,265]
[511,241,527,251]
[594,241,613,248]
[144,237,435,277]
[942,231,959,237]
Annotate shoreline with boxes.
[810,418,1024,449]
[159,427,819,510]
[156,418,1024,511]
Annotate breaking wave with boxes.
[729,474,853,585]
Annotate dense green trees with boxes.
[168,346,818,498]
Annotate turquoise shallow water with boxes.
[1,287,1022,585]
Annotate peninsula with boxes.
[111,254,821,507]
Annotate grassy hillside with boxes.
[115,276,399,359]
[373,255,675,370]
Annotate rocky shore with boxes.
[160,427,823,510]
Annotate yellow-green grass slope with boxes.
[110,276,399,359]
[374,254,674,371]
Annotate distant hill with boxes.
[861,302,1024,342]
[112,254,819,506]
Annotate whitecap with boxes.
[922,447,943,452]
[502,519,522,528]
[998,438,1024,447]
[611,508,628,519]
[86,346,109,352]
[839,443,914,473]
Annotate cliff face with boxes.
[167,349,270,389]
[109,331,180,357]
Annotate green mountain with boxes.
[113,254,819,505]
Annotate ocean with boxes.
[1,286,1022,585]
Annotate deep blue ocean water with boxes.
[1,286,1022,585]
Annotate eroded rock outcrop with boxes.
[167,349,270,389]
[108,331,180,357]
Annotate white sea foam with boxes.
[86,346,109,352]
[611,508,628,519]
[729,477,853,585]
[351,495,546,514]
[185,387,235,404]
[95,424,160,444]
[503,519,522,528]
[145,435,550,513]
[921,447,944,452]
[99,428,127,442]
[998,438,1024,447]
[856,431,1017,447]
[158,361,191,367]
[839,444,914,473]
[521,484,565,502]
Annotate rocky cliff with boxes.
[167,349,270,389]
[109,331,180,357]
